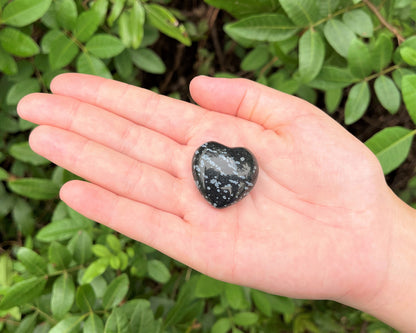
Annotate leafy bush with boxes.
[0,0,415,332]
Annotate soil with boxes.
[143,1,416,194]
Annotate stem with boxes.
[311,3,365,28]
[258,56,279,77]
[362,0,405,44]
[31,306,57,325]
[364,64,401,82]
[48,264,85,277]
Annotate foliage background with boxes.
[0,0,415,332]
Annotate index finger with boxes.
[51,73,206,145]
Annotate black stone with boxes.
[192,141,259,208]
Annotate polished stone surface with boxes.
[192,141,259,208]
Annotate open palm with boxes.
[18,74,393,306]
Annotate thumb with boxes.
[189,76,310,130]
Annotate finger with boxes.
[60,180,192,263]
[18,93,185,178]
[189,76,313,130]
[50,73,206,145]
[29,126,185,216]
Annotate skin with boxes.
[17,74,416,331]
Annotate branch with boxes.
[362,0,405,44]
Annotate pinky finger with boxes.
[60,180,192,261]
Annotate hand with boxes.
[17,74,416,331]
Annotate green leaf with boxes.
[347,38,372,78]
[324,88,343,113]
[365,127,415,174]
[251,289,272,317]
[17,247,47,276]
[308,66,356,90]
[233,312,259,326]
[398,36,416,64]
[106,234,121,253]
[76,53,112,79]
[108,0,126,26]
[41,29,63,53]
[374,75,401,114]
[268,70,300,94]
[104,307,129,333]
[0,192,15,218]
[371,33,393,72]
[0,254,13,287]
[392,68,415,90]
[147,259,171,284]
[8,178,59,200]
[204,0,279,19]
[6,79,40,105]
[72,231,93,265]
[12,198,35,236]
[294,313,320,333]
[86,34,125,59]
[54,0,77,31]
[342,9,373,37]
[118,252,128,271]
[92,244,112,258]
[344,81,370,124]
[41,4,59,29]
[84,313,104,333]
[130,48,166,74]
[9,142,49,166]
[123,299,155,332]
[317,0,340,17]
[114,50,133,79]
[91,0,109,25]
[224,14,299,42]
[76,284,96,312]
[323,19,356,57]
[0,27,39,57]
[0,277,46,310]
[103,274,129,309]
[49,241,72,269]
[67,205,94,227]
[129,1,145,49]
[0,45,18,75]
[400,47,416,66]
[15,313,37,333]
[73,10,101,43]
[402,74,416,125]
[89,276,107,298]
[298,29,325,82]
[51,274,75,318]
[49,32,79,69]
[279,0,319,26]
[81,258,108,284]
[195,274,224,298]
[2,0,52,27]
[0,168,8,181]
[50,316,82,333]
[212,317,232,333]
[225,284,248,310]
[145,4,191,46]
[241,45,270,71]
[37,218,87,242]
[118,11,132,48]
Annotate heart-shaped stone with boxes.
[192,141,259,208]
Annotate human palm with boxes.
[18,74,392,306]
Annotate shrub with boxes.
[0,0,414,332]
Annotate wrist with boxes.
[354,189,416,332]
